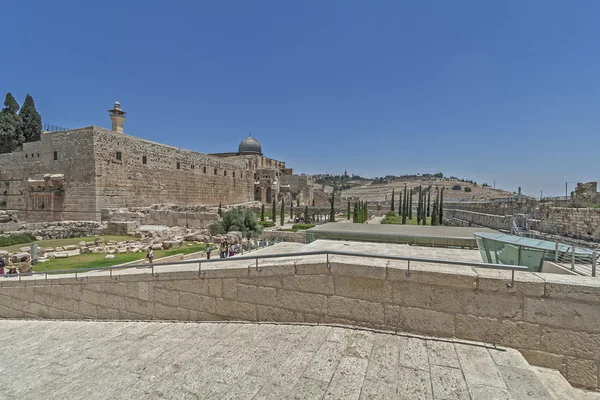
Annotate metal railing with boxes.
[1,249,529,288]
[554,242,598,277]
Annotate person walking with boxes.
[147,248,154,264]
[206,244,212,259]
[219,242,226,258]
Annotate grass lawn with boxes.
[381,215,433,225]
[33,243,206,273]
[1,235,135,253]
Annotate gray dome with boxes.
[238,136,262,154]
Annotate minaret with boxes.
[108,101,126,133]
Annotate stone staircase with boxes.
[532,366,600,400]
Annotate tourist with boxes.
[7,265,18,277]
[0,257,5,276]
[19,256,32,276]
[228,244,235,257]
[147,248,154,264]
[205,244,212,259]
[219,242,227,258]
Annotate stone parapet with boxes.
[1,258,600,388]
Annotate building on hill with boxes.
[0,102,317,222]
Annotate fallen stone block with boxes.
[54,253,68,258]
[105,254,116,259]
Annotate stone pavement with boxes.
[1,320,597,399]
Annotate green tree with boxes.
[402,186,407,224]
[0,93,22,153]
[439,187,444,225]
[431,190,439,226]
[409,188,413,220]
[19,94,42,143]
[305,205,309,223]
[272,198,277,224]
[218,202,223,217]
[398,191,402,215]
[417,186,422,224]
[427,189,431,217]
[347,200,350,220]
[363,201,368,222]
[209,207,263,238]
[280,198,284,226]
[391,189,395,212]
[260,203,265,222]
[330,191,336,222]
[289,201,293,219]
[353,202,358,223]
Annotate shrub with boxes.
[258,221,275,228]
[0,200,5,206]
[464,187,472,192]
[209,207,263,238]
[0,233,37,247]
[452,185,462,190]
[385,211,397,217]
[291,223,315,230]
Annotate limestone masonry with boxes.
[0,102,318,223]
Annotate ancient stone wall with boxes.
[530,207,600,242]
[92,127,253,211]
[2,259,600,388]
[444,200,538,216]
[0,128,98,221]
[0,221,103,239]
[444,209,512,231]
[101,204,219,229]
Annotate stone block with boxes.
[476,269,545,296]
[519,349,566,374]
[126,282,150,301]
[524,297,600,332]
[387,264,478,289]
[392,282,464,313]
[383,304,403,330]
[283,275,334,295]
[277,290,327,315]
[248,265,295,278]
[327,296,384,324]
[222,279,237,298]
[295,262,329,275]
[544,275,600,303]
[541,327,600,359]
[207,279,222,297]
[237,276,282,288]
[236,284,277,306]
[103,293,127,310]
[455,314,540,350]
[153,287,180,306]
[256,305,304,322]
[73,301,97,318]
[462,291,523,320]
[401,307,455,337]
[330,262,386,280]
[97,307,120,320]
[179,292,217,313]
[154,302,189,321]
[125,297,154,317]
[215,298,256,320]
[333,275,391,303]
[188,310,229,321]
[566,357,598,388]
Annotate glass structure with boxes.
[474,232,595,272]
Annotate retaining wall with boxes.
[1,259,599,388]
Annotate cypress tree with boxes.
[261,203,265,221]
[398,192,402,216]
[409,188,413,220]
[0,93,22,153]
[427,189,431,217]
[272,198,277,224]
[305,205,309,223]
[312,198,315,206]
[330,191,336,222]
[364,201,368,222]
[391,189,395,213]
[19,94,42,143]
[439,187,444,225]
[431,194,438,226]
[417,186,422,224]
[402,186,407,224]
[353,203,358,223]
[290,201,293,219]
[422,192,427,225]
[280,198,284,226]
[218,202,223,217]
[347,200,350,220]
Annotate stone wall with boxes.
[0,128,98,221]
[1,259,600,388]
[100,204,219,229]
[1,221,103,240]
[530,207,600,242]
[444,209,512,231]
[260,230,307,243]
[92,127,253,211]
[444,200,538,216]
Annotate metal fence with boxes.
[554,244,599,277]
[43,124,69,132]
[2,248,529,288]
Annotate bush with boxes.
[452,185,462,190]
[385,211,397,218]
[464,187,472,193]
[0,200,6,206]
[0,233,36,247]
[209,207,263,238]
[258,221,275,228]
[291,223,315,230]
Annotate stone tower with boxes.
[108,101,126,133]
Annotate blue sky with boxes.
[2,1,599,196]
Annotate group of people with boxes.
[0,256,30,277]
[217,241,237,259]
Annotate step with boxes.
[533,366,600,400]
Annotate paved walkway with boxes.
[1,320,594,399]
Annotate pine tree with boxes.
[330,191,336,222]
[19,94,42,143]
[347,200,350,220]
[391,189,395,213]
[280,198,284,226]
[439,187,444,225]
[272,198,277,224]
[0,93,22,153]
